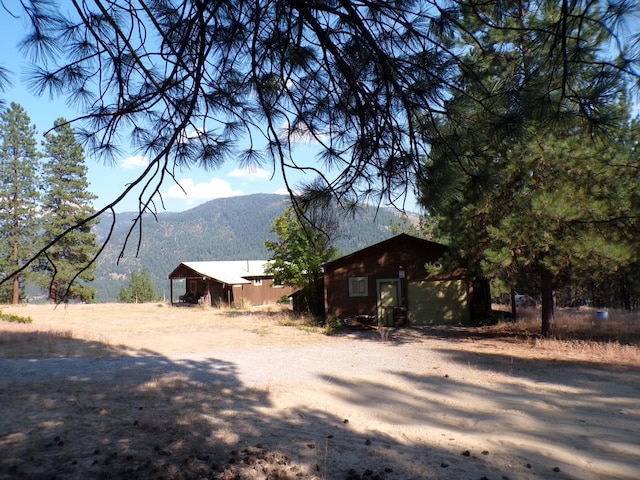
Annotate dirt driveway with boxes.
[1,304,639,480]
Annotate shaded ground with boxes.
[1,304,639,480]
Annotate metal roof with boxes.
[168,260,271,285]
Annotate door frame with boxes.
[376,278,401,326]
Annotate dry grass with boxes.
[0,329,74,357]
[482,305,640,367]
[0,303,325,479]
[2,302,639,479]
[2,302,639,365]
[0,302,328,359]
[489,304,640,340]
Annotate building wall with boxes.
[179,278,294,307]
[407,280,470,325]
[230,278,294,307]
[324,236,448,320]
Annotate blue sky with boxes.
[0,4,428,216]
[0,6,355,214]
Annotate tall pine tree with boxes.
[419,1,638,335]
[0,103,41,304]
[38,118,100,303]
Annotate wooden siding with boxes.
[174,277,293,306]
[169,262,295,307]
[324,234,449,320]
[231,278,293,307]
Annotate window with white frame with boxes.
[253,279,262,286]
[349,277,368,297]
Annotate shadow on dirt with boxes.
[334,322,640,350]
[331,325,521,346]
[0,333,469,480]
[1,331,639,480]
[317,347,640,480]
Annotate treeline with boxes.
[0,103,99,303]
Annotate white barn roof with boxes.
[168,260,271,285]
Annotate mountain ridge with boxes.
[92,193,415,301]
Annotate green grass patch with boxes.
[0,310,33,324]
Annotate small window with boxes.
[349,277,368,297]
[253,279,262,286]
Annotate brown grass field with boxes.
[1,303,639,480]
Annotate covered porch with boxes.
[168,262,251,307]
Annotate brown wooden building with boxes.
[168,260,295,307]
[323,234,490,326]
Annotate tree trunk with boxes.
[540,267,554,337]
[12,240,19,305]
[510,287,517,320]
[12,275,20,305]
[49,281,59,304]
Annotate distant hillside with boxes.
[93,193,414,301]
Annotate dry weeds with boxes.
[482,305,640,367]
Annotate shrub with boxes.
[0,310,33,324]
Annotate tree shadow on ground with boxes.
[1,332,639,480]
[0,333,490,480]
[431,348,640,476]
[319,348,640,480]
[331,325,520,347]
[335,323,640,350]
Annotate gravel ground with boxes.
[1,306,639,480]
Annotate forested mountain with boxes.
[92,194,413,302]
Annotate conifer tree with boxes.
[14,0,637,219]
[38,119,100,303]
[0,103,41,304]
[419,2,640,335]
[117,268,159,303]
[1,1,638,296]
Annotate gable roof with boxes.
[168,260,271,285]
[323,233,448,270]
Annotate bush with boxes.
[324,317,345,334]
[0,310,33,323]
[277,295,291,304]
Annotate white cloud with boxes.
[274,187,303,197]
[280,121,328,144]
[120,155,148,170]
[164,177,243,203]
[228,166,271,181]
[178,127,205,144]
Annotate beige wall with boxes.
[407,280,469,325]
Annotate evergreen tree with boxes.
[419,2,639,335]
[552,117,640,311]
[0,103,41,304]
[38,118,100,303]
[13,0,637,216]
[117,268,159,303]
[2,1,638,294]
